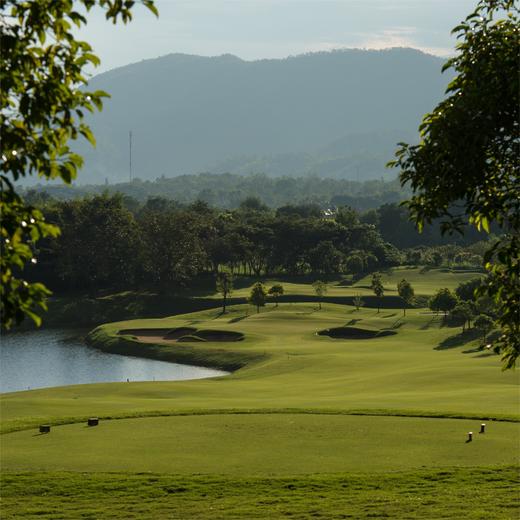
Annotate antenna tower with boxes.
[129,130,133,182]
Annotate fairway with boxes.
[2,299,518,518]
[220,267,483,299]
[2,303,518,434]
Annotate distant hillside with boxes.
[73,48,449,183]
[24,174,408,211]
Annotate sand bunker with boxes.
[118,327,244,344]
[317,326,396,339]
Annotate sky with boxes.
[80,0,477,73]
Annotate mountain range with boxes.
[76,48,450,184]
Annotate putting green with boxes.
[2,414,518,474]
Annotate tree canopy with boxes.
[389,0,519,368]
[370,273,384,313]
[397,279,415,316]
[429,288,458,317]
[312,280,328,310]
[248,282,267,313]
[268,284,284,307]
[0,0,157,328]
[216,270,234,314]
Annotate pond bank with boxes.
[86,325,262,373]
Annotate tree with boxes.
[268,284,284,307]
[239,196,269,213]
[307,241,344,274]
[370,273,384,313]
[312,280,328,310]
[216,269,234,314]
[140,209,206,290]
[388,0,519,367]
[474,314,494,339]
[397,279,415,316]
[0,0,158,329]
[353,294,365,311]
[47,194,141,292]
[455,277,482,302]
[429,288,458,317]
[345,254,365,277]
[451,301,474,332]
[431,251,443,267]
[248,282,267,313]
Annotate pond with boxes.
[0,329,228,393]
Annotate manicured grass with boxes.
[2,303,518,434]
[1,283,517,519]
[2,414,518,473]
[33,268,483,330]
[2,467,518,519]
[225,267,483,299]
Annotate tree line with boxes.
[26,193,489,295]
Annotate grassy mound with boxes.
[318,326,397,339]
[177,334,206,342]
[117,326,243,343]
[117,327,171,337]
[195,329,244,342]
[163,327,197,339]
[84,321,260,373]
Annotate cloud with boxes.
[358,27,453,57]
[298,26,453,58]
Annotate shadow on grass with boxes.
[228,314,250,323]
[381,319,405,331]
[435,329,481,350]
[462,346,484,354]
[474,352,497,358]
[420,317,438,330]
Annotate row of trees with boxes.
[25,174,407,212]
[218,272,417,317]
[27,193,492,295]
[28,194,408,293]
[427,280,498,346]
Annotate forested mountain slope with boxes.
[75,48,448,183]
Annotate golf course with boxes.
[1,269,519,519]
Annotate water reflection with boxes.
[0,329,228,393]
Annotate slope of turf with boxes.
[223,267,483,299]
[2,303,518,435]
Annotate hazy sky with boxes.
[80,0,477,73]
